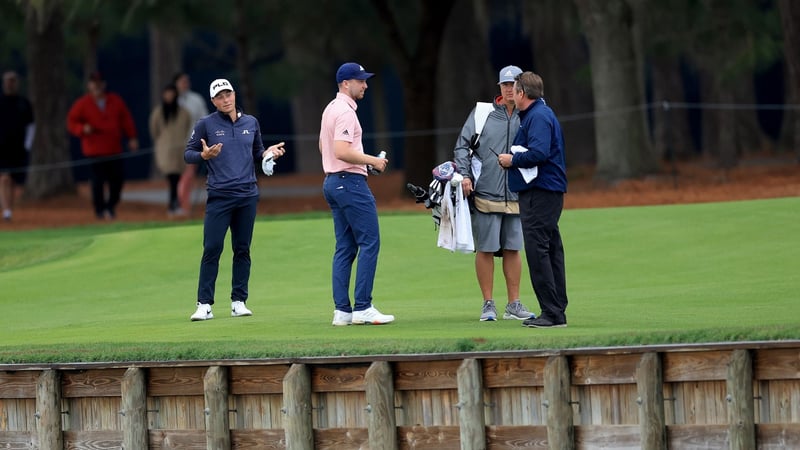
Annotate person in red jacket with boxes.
[67,71,138,219]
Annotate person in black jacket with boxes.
[0,71,34,221]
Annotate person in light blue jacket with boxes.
[498,71,568,328]
[185,78,286,321]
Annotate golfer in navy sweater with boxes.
[186,78,286,321]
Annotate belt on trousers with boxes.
[326,171,366,180]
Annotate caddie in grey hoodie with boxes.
[453,65,536,323]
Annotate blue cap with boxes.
[498,65,522,84]
[336,62,374,84]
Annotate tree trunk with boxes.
[233,0,258,117]
[371,0,456,187]
[148,24,183,107]
[574,0,657,182]
[436,0,494,164]
[650,56,696,160]
[525,0,596,166]
[24,0,74,199]
[281,16,337,174]
[778,0,800,159]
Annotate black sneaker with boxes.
[523,316,567,328]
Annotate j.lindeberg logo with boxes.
[242,129,250,134]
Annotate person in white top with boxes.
[174,72,209,216]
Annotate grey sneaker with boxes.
[479,300,497,321]
[503,301,536,320]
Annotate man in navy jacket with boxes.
[498,71,568,328]
[185,78,286,321]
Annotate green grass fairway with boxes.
[1,197,798,363]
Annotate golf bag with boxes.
[406,161,460,227]
[406,161,474,253]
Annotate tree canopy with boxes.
[1,0,795,198]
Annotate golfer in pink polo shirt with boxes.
[319,62,394,326]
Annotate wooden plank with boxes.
[231,393,284,430]
[230,429,286,449]
[663,350,731,382]
[365,361,398,450]
[397,388,460,427]
[204,366,230,450]
[0,398,37,431]
[756,423,800,449]
[727,349,755,449]
[394,361,460,390]
[230,365,289,395]
[148,367,206,396]
[486,386,545,426]
[147,395,206,430]
[62,369,124,398]
[63,430,122,449]
[312,391,367,428]
[754,348,800,380]
[544,356,574,450]
[313,428,369,449]
[122,367,148,450]
[149,429,207,449]
[762,379,800,423]
[482,358,545,388]
[0,430,36,448]
[63,396,122,431]
[636,352,666,450]
[456,359,485,449]
[571,353,641,385]
[311,364,368,392]
[575,424,641,449]
[0,371,38,398]
[396,425,460,450]
[283,364,313,450]
[485,425,548,449]
[667,424,729,448]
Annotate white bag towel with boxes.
[437,182,474,253]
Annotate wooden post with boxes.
[636,352,666,450]
[204,366,231,450]
[727,349,755,450]
[36,369,63,450]
[283,363,314,450]
[457,358,486,450]
[544,355,574,450]
[365,361,398,450]
[121,367,148,449]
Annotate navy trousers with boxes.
[322,172,380,313]
[197,193,258,305]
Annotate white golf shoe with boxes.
[332,310,353,326]
[352,306,394,325]
[190,303,213,321]
[231,301,252,317]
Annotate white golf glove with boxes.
[262,150,276,176]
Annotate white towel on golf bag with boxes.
[437,182,474,253]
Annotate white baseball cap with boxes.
[209,78,234,98]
